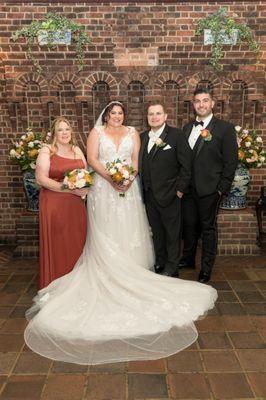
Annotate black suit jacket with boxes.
[183,116,238,197]
[139,124,191,207]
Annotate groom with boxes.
[139,101,191,277]
[178,88,238,282]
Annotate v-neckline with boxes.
[103,128,130,153]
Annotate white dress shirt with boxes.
[147,123,166,153]
[188,114,213,149]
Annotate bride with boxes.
[24,101,217,365]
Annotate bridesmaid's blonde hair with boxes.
[48,117,77,154]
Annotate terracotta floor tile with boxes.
[0,307,12,319]
[42,375,85,400]
[0,352,18,374]
[196,315,225,332]
[89,362,126,373]
[237,349,266,371]
[222,315,254,331]
[9,306,28,318]
[0,334,24,352]
[0,318,27,333]
[167,351,203,372]
[52,361,88,374]
[128,374,168,400]
[230,281,257,291]
[217,302,246,315]
[247,372,266,397]
[255,281,266,290]
[237,290,265,303]
[0,293,20,306]
[228,331,265,349]
[217,291,239,302]
[168,373,210,399]
[207,372,253,398]
[1,375,45,400]
[211,281,231,290]
[198,332,232,349]
[1,283,27,294]
[245,303,266,315]
[250,315,266,329]
[224,271,250,280]
[128,359,165,373]
[13,351,51,374]
[0,376,7,391]
[201,350,242,372]
[85,374,126,399]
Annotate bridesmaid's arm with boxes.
[35,147,87,196]
[74,146,87,168]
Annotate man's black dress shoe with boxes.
[198,271,211,283]
[177,260,196,269]
[154,265,165,274]
[161,268,179,278]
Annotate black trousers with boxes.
[181,191,221,274]
[144,189,182,270]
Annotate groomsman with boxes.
[139,101,191,277]
[179,88,238,282]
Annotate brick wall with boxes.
[0,1,265,252]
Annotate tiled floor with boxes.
[0,246,265,399]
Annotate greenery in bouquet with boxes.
[235,126,266,169]
[10,128,49,172]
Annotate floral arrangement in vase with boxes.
[235,126,265,169]
[10,128,49,172]
[9,128,50,211]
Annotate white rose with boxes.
[256,137,263,143]
[16,154,21,159]
[259,156,265,163]
[76,178,86,189]
[155,138,163,146]
[19,141,23,146]
[21,135,26,140]
[21,151,24,155]
[30,162,36,169]
[257,163,262,167]
[28,141,34,148]
[122,170,129,179]
[116,163,123,170]
[77,171,84,179]
[243,129,249,135]
[248,149,253,153]
[10,149,17,157]
[109,168,116,175]
[245,142,251,147]
[235,126,242,132]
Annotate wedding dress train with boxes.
[24,126,217,365]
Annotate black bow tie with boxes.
[194,120,204,127]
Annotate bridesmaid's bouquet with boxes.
[62,168,94,199]
[106,159,136,197]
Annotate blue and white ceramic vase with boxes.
[220,163,250,210]
[22,170,39,212]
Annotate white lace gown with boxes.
[24,126,218,365]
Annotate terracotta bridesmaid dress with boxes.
[39,153,87,289]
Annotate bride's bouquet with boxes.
[62,168,94,199]
[106,159,136,197]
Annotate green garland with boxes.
[12,12,91,73]
[195,7,260,71]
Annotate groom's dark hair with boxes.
[146,100,167,113]
[193,87,213,98]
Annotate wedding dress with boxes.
[24,126,217,365]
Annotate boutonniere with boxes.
[154,138,166,148]
[200,129,212,142]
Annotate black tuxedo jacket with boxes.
[183,116,238,197]
[139,124,191,207]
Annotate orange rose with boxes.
[238,149,245,160]
[112,172,123,183]
[27,149,38,158]
[200,129,209,138]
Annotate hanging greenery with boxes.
[195,7,260,71]
[12,12,91,73]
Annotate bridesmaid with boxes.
[36,117,89,289]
